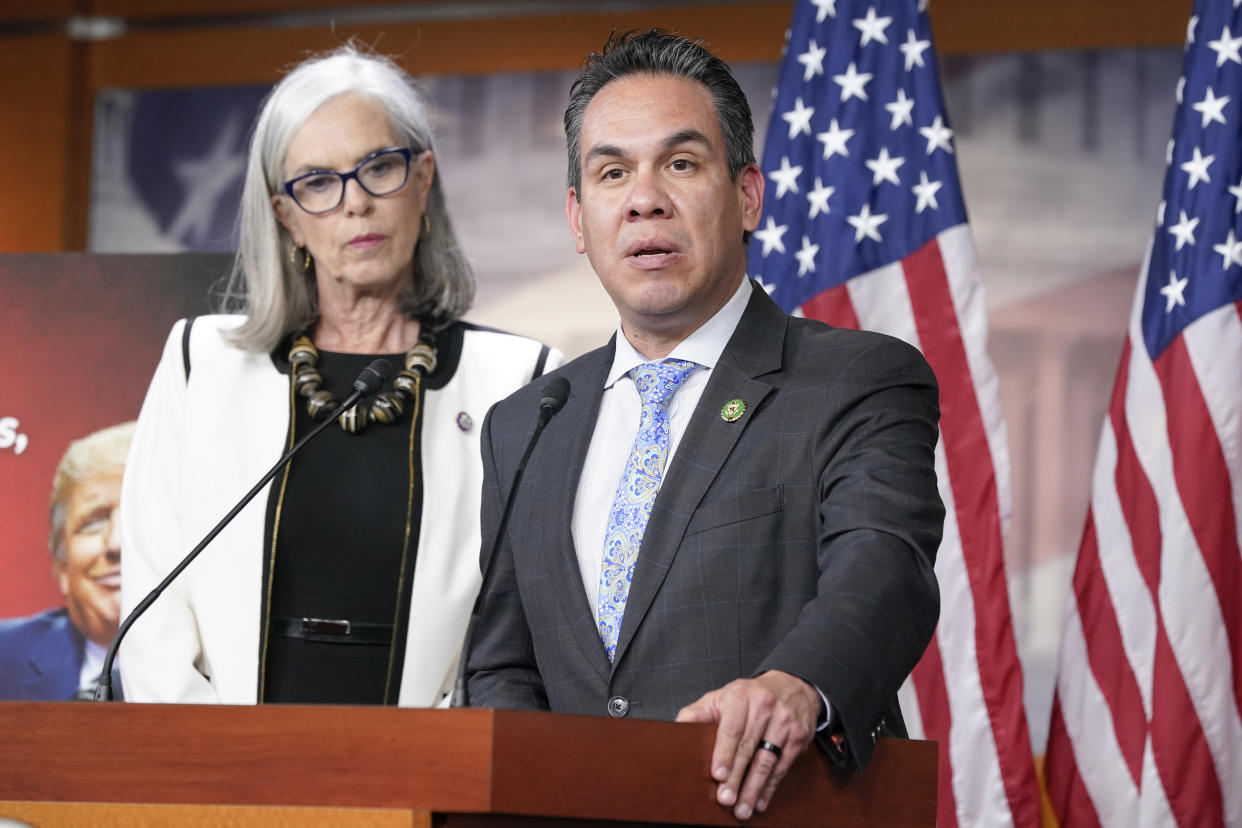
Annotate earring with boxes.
[422,213,431,237]
[289,244,311,272]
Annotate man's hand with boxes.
[675,670,821,820]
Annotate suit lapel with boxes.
[538,340,616,682]
[612,287,788,670]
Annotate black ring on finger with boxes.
[757,739,783,760]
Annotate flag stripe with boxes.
[1182,301,1242,550]
[1094,377,1158,723]
[1150,624,1225,825]
[898,671,926,739]
[903,238,1038,826]
[936,225,1013,536]
[911,637,960,828]
[800,283,861,329]
[1137,739,1181,826]
[1051,584,1139,825]
[1107,342,1163,603]
[929,439,1011,827]
[844,260,915,339]
[1045,695,1104,828]
[1072,513,1146,787]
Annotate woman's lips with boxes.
[93,571,122,589]
[348,234,385,250]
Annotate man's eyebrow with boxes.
[662,129,712,152]
[583,143,627,166]
[583,129,714,168]
[71,502,113,532]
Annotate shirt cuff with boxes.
[813,684,834,731]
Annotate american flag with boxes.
[747,1,1039,824]
[1043,1,1242,825]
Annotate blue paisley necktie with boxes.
[597,359,699,662]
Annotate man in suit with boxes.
[465,30,942,820]
[0,422,132,700]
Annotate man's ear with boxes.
[565,188,587,254]
[739,163,764,233]
[271,194,304,248]
[52,558,69,598]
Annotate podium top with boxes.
[0,702,935,827]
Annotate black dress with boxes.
[260,349,422,704]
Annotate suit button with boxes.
[607,696,630,717]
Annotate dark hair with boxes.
[564,29,756,197]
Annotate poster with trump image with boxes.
[0,254,222,700]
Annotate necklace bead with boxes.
[338,403,369,433]
[370,392,405,424]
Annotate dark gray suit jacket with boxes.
[465,285,943,770]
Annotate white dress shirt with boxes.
[80,638,107,690]
[571,276,752,614]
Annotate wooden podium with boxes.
[0,703,935,827]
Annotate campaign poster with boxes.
[0,254,225,699]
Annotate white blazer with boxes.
[120,315,561,707]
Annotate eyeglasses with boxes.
[282,147,414,214]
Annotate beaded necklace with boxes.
[287,331,437,434]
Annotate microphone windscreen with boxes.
[539,377,571,415]
[354,359,394,394]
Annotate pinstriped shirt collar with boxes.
[604,276,753,389]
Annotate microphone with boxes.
[354,359,393,394]
[94,358,394,701]
[450,376,570,708]
[537,376,570,427]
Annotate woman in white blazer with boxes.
[119,45,561,706]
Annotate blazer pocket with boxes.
[683,487,784,538]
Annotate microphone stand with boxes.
[451,377,569,708]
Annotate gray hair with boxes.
[49,422,135,564]
[564,29,756,199]
[218,43,475,353]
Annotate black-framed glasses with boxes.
[282,147,414,214]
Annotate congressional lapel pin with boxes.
[456,411,473,432]
[720,398,746,422]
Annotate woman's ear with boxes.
[414,150,436,213]
[271,194,304,248]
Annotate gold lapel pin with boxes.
[720,398,746,422]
